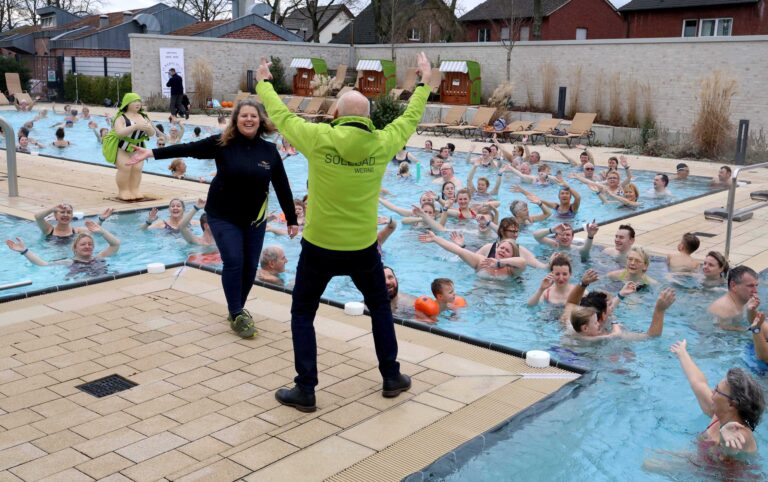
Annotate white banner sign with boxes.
[159,48,185,98]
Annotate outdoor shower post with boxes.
[557,87,566,120]
[735,119,749,165]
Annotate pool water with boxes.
[2,108,753,480]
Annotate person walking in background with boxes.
[256,52,433,413]
[166,68,187,119]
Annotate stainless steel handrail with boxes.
[724,161,768,260]
[0,116,18,197]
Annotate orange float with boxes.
[414,296,439,316]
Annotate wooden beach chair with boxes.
[508,118,562,145]
[390,68,419,100]
[298,97,325,118]
[543,112,597,147]
[444,106,496,139]
[315,100,338,123]
[5,73,25,96]
[482,120,532,142]
[285,96,304,112]
[417,105,467,135]
[329,64,348,95]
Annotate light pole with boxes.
[115,73,122,105]
[73,72,80,104]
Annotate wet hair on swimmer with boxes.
[71,233,94,255]
[431,278,453,297]
[681,232,700,254]
[168,198,185,210]
[571,306,597,333]
[725,368,765,430]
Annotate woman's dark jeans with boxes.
[206,214,266,317]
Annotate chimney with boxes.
[231,0,240,18]
[99,15,109,28]
[123,11,133,22]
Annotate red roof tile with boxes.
[170,20,230,36]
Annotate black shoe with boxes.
[382,373,411,398]
[275,386,316,412]
[185,112,189,120]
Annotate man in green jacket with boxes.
[256,53,432,412]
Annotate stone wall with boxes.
[130,34,768,133]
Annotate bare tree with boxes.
[258,0,301,25]
[0,0,21,30]
[183,0,230,20]
[292,0,358,42]
[495,0,526,80]
[18,0,45,25]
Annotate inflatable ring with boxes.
[414,296,439,316]
[452,296,467,308]
[187,252,222,265]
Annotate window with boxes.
[501,27,510,40]
[407,28,420,41]
[682,19,698,37]
[520,26,530,41]
[40,16,56,28]
[576,28,587,40]
[478,28,491,42]
[682,18,732,37]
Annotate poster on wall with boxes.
[159,48,185,98]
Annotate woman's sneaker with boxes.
[232,310,257,339]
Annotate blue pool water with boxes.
[4,108,761,480]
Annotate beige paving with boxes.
[0,268,577,480]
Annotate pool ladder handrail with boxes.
[0,116,19,197]
[724,161,768,261]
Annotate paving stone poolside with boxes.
[0,268,577,481]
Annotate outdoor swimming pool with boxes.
[4,107,760,479]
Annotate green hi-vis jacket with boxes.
[257,81,430,251]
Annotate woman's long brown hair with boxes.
[218,99,276,146]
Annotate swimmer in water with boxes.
[701,251,728,288]
[257,245,289,285]
[464,144,499,169]
[667,232,702,273]
[467,161,502,203]
[414,278,464,324]
[607,246,658,286]
[51,127,71,148]
[168,158,187,179]
[670,339,765,456]
[34,203,113,244]
[528,254,577,306]
[419,230,526,279]
[6,221,121,272]
[140,199,187,232]
[178,198,216,247]
[708,265,759,329]
[509,186,552,224]
[540,184,581,219]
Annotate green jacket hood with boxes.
[329,116,379,160]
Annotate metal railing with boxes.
[724,161,768,260]
[0,116,18,197]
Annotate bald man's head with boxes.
[336,90,370,118]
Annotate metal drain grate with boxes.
[76,374,137,398]
[691,232,717,238]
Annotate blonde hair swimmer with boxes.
[102,93,155,201]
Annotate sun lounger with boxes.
[417,105,467,135]
[482,120,532,142]
[0,92,9,106]
[444,106,496,139]
[390,68,419,100]
[304,99,337,122]
[543,112,597,147]
[329,64,348,95]
[298,97,325,118]
[13,92,35,109]
[285,96,304,112]
[5,73,25,96]
[508,118,562,145]
[427,67,441,100]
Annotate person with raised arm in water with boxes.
[255,52,433,412]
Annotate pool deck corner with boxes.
[0,268,578,481]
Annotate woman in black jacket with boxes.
[130,100,298,338]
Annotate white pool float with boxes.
[73,211,85,220]
[344,301,365,316]
[526,350,551,368]
[146,263,166,274]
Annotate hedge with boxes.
[63,73,132,105]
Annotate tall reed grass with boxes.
[608,72,622,125]
[540,62,557,112]
[190,59,213,110]
[692,71,737,158]
[568,65,583,116]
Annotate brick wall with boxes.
[130,34,768,133]
[53,48,131,58]
[221,25,282,41]
[625,4,768,37]
[542,0,625,40]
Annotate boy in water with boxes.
[414,278,463,323]
[667,232,701,272]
